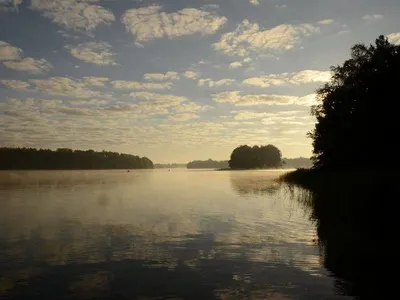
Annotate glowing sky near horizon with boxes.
[1,0,399,163]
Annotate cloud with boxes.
[1,40,52,74]
[144,72,179,81]
[0,80,31,90]
[317,19,334,25]
[29,0,115,31]
[3,57,53,74]
[0,41,22,61]
[82,77,109,86]
[129,91,187,107]
[233,111,267,120]
[249,0,260,5]
[276,4,287,9]
[111,80,172,90]
[198,78,235,88]
[229,61,243,69]
[168,113,200,122]
[121,5,227,42]
[0,0,22,12]
[27,77,111,98]
[388,33,400,45]
[243,70,331,87]
[66,42,117,65]
[173,102,212,113]
[362,14,384,21]
[213,19,321,56]
[183,71,200,80]
[70,99,108,106]
[213,91,317,106]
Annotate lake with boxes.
[0,170,350,299]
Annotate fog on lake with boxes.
[0,170,350,299]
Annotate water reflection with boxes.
[284,172,394,298]
[0,170,349,299]
[229,172,280,196]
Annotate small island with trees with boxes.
[186,145,282,170]
[0,148,154,170]
[228,144,282,170]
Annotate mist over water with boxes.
[0,170,349,299]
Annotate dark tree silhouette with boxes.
[187,159,229,169]
[310,36,400,170]
[229,144,282,169]
[0,148,154,170]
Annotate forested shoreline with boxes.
[187,159,229,169]
[0,148,154,170]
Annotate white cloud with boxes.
[3,57,53,74]
[70,99,108,106]
[144,72,179,81]
[1,40,52,74]
[29,0,115,31]
[213,19,321,56]
[0,41,22,61]
[213,91,317,106]
[111,80,172,90]
[362,14,384,21]
[183,71,200,80]
[388,33,400,45]
[0,80,31,90]
[233,111,267,120]
[28,77,110,98]
[198,78,235,88]
[168,113,200,122]
[121,5,227,42]
[66,42,117,65]
[276,4,287,9]
[229,61,243,69]
[174,102,212,113]
[249,0,260,5]
[129,92,187,107]
[317,19,334,25]
[82,77,109,86]
[0,0,22,12]
[243,70,331,87]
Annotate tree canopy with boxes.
[229,145,282,169]
[0,148,154,170]
[310,36,400,170]
[187,159,229,169]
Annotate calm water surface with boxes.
[0,170,350,299]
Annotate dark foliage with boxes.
[0,147,154,170]
[187,159,229,169]
[310,36,400,170]
[281,169,394,298]
[229,144,282,169]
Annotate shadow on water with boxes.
[282,170,395,299]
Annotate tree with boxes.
[0,147,154,170]
[309,36,400,170]
[229,144,282,169]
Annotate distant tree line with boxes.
[187,159,229,169]
[0,148,154,170]
[155,163,186,169]
[229,145,282,169]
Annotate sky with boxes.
[1,0,400,163]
